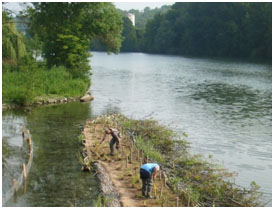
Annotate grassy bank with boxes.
[88,114,262,207]
[2,63,90,106]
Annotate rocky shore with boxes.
[2,92,94,111]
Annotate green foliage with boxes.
[92,5,171,52]
[143,2,271,60]
[93,195,103,207]
[2,64,90,105]
[131,175,140,185]
[120,17,137,52]
[93,194,112,207]
[24,2,123,76]
[2,11,28,61]
[136,136,165,163]
[118,5,172,30]
[168,153,262,207]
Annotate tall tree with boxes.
[121,17,137,52]
[26,3,123,76]
[2,11,27,61]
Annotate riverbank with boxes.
[2,93,94,111]
[2,65,91,109]
[81,114,262,207]
[82,115,180,207]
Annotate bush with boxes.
[2,63,90,105]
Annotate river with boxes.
[90,52,272,205]
[2,52,272,206]
[2,103,100,206]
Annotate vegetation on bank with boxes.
[90,114,262,207]
[3,64,90,105]
[143,3,271,61]
[94,3,271,61]
[2,3,124,106]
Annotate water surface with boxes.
[2,102,100,206]
[90,52,272,204]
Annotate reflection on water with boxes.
[3,102,100,206]
[191,83,271,121]
[90,52,272,204]
[2,109,28,204]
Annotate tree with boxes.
[121,17,137,52]
[25,3,123,76]
[2,11,28,62]
[142,2,271,61]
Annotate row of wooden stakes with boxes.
[12,124,33,195]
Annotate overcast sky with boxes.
[3,2,174,14]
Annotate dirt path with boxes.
[83,119,181,207]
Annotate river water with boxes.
[90,52,272,204]
[2,103,100,206]
[2,52,272,206]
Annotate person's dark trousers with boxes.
[109,137,119,155]
[140,168,152,197]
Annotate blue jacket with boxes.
[141,163,160,174]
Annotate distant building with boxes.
[127,13,135,27]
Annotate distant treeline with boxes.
[93,2,272,61]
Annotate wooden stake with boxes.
[153,183,157,198]
[126,156,128,168]
[140,158,143,167]
[137,149,140,160]
[28,143,32,153]
[176,196,179,207]
[23,181,27,194]
[163,172,167,187]
[130,148,133,162]
[28,137,32,153]
[159,185,163,198]
[22,164,27,181]
[28,153,31,162]
[13,179,17,194]
[27,130,30,139]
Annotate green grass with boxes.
[2,65,90,105]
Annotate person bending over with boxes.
[140,163,160,198]
[100,127,121,156]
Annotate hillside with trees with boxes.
[92,5,171,52]
[143,2,271,60]
[118,5,171,29]
[93,2,271,61]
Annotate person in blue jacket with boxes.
[140,163,160,198]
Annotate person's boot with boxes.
[146,186,153,198]
[142,191,146,197]
[145,193,153,199]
